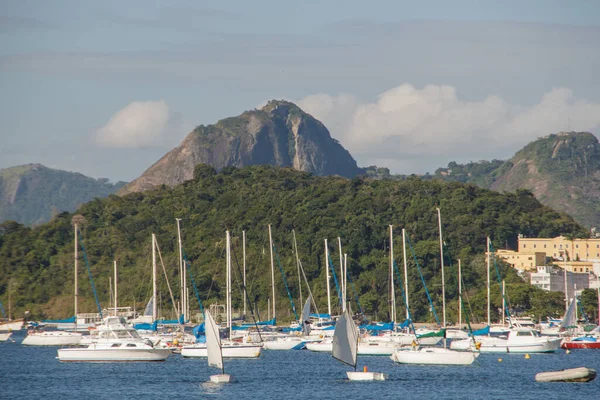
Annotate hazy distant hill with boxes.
[435,132,600,228]
[119,100,362,195]
[0,164,126,226]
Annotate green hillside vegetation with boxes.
[0,164,126,226]
[0,165,588,325]
[433,133,600,228]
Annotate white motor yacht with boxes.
[56,317,170,362]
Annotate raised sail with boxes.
[302,295,312,336]
[205,310,223,372]
[332,309,358,368]
[560,299,577,330]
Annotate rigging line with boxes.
[230,235,263,342]
[297,255,320,317]
[488,241,512,320]
[392,260,418,338]
[345,262,365,320]
[273,244,299,320]
[181,247,205,315]
[327,252,343,309]
[406,235,441,325]
[154,237,179,319]
[77,231,103,318]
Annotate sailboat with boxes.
[391,211,479,365]
[23,224,83,346]
[206,309,232,383]
[332,309,386,381]
[0,283,24,332]
[181,230,262,358]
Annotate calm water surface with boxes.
[2,332,599,399]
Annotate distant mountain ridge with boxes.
[119,100,362,195]
[0,164,125,226]
[434,132,600,228]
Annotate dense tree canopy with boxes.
[0,165,587,324]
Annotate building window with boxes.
[534,244,537,248]
[528,257,532,260]
[544,244,547,248]
[554,244,557,248]
[523,244,527,248]
[576,244,579,249]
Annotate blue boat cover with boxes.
[134,321,158,331]
[360,321,394,332]
[310,313,331,319]
[42,316,76,324]
[471,326,490,336]
[192,323,205,337]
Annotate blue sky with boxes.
[1,0,600,180]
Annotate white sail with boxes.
[560,298,577,329]
[302,295,312,335]
[332,309,358,368]
[205,310,223,371]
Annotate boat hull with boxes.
[181,344,262,358]
[357,342,399,356]
[451,335,562,353]
[22,331,82,346]
[0,319,24,332]
[347,371,387,381]
[56,347,171,362]
[210,374,232,383]
[391,347,479,365]
[263,338,306,350]
[535,367,597,383]
[561,338,600,349]
[305,341,332,352]
[0,332,13,342]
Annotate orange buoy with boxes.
[363,366,368,372]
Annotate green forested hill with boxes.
[0,165,586,324]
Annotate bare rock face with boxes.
[120,100,361,195]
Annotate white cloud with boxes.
[96,100,180,148]
[297,84,600,172]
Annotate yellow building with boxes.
[518,236,600,261]
[495,250,546,271]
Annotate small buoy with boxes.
[566,349,571,354]
[364,366,368,372]
[525,354,530,359]
[498,358,503,362]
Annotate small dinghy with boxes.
[535,367,596,383]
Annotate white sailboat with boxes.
[23,224,83,346]
[0,281,24,332]
[0,332,13,342]
[206,309,231,383]
[181,230,262,358]
[264,295,316,350]
[391,211,479,365]
[333,309,386,381]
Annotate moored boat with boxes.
[535,367,596,382]
[561,336,600,349]
[22,330,82,346]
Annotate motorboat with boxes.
[561,336,600,349]
[451,329,562,353]
[56,317,170,362]
[0,332,13,342]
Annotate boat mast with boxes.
[389,225,396,324]
[486,237,491,327]
[338,237,344,312]
[114,260,118,316]
[458,259,462,328]
[293,230,303,310]
[152,233,157,322]
[268,224,276,322]
[243,230,247,319]
[325,239,331,316]
[402,228,410,321]
[502,280,506,327]
[563,252,569,313]
[176,218,185,323]
[436,208,446,328]
[226,230,232,338]
[344,253,348,311]
[74,223,78,330]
